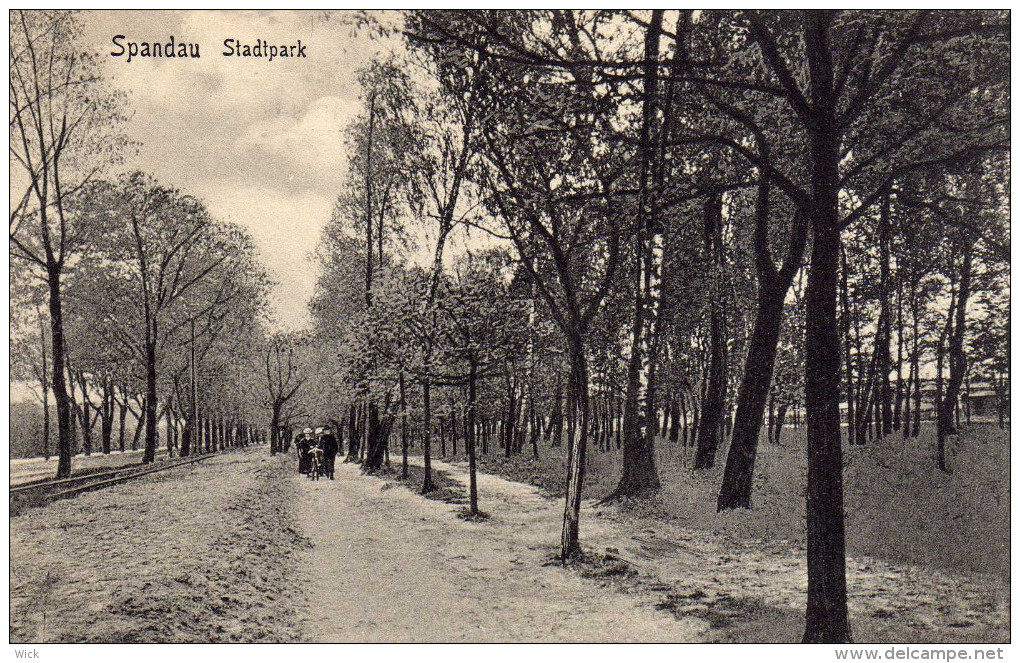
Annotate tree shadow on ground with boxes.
[376,464,467,506]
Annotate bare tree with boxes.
[264,333,306,455]
[9,10,129,477]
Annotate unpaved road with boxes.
[294,456,1009,644]
[10,447,307,643]
[293,460,696,642]
[11,446,1006,643]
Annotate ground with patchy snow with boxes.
[461,425,1010,578]
[9,435,1009,643]
[294,459,692,642]
[10,447,308,643]
[377,455,1008,643]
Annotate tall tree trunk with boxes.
[803,217,851,642]
[938,239,972,472]
[550,381,564,447]
[77,373,93,456]
[41,381,51,459]
[902,358,914,440]
[693,195,727,470]
[561,337,589,560]
[996,373,1006,429]
[618,9,665,497]
[422,369,434,493]
[935,296,951,473]
[690,388,701,447]
[270,402,281,456]
[364,400,388,472]
[46,266,73,478]
[565,377,576,458]
[850,269,869,444]
[68,374,79,454]
[467,358,480,515]
[855,343,878,445]
[346,402,359,461]
[944,240,972,431]
[142,330,159,464]
[774,402,789,445]
[679,391,690,446]
[439,415,446,458]
[877,186,894,436]
[964,371,972,426]
[117,389,128,453]
[452,409,460,457]
[766,394,775,444]
[719,166,806,509]
[802,13,850,642]
[669,394,681,444]
[694,305,726,468]
[400,371,409,480]
[131,398,145,451]
[840,246,856,446]
[910,293,922,438]
[529,393,539,459]
[718,279,786,510]
[101,379,114,454]
[504,374,515,459]
[35,308,51,459]
[893,274,905,430]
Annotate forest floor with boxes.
[10,446,309,643]
[457,424,1010,578]
[371,452,1008,643]
[9,427,1009,643]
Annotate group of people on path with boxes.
[294,427,339,480]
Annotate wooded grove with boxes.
[9,9,1010,645]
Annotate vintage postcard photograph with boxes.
[8,8,1011,652]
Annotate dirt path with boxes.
[10,447,308,643]
[292,460,698,642]
[9,445,1006,643]
[294,456,1009,644]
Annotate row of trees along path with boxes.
[11,11,280,477]
[10,10,1009,645]
[302,11,1008,644]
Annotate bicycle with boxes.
[308,447,324,481]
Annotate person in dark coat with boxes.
[319,427,338,480]
[297,427,313,474]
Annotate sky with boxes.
[78,10,404,329]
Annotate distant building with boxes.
[838,379,1007,423]
[965,384,1002,419]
